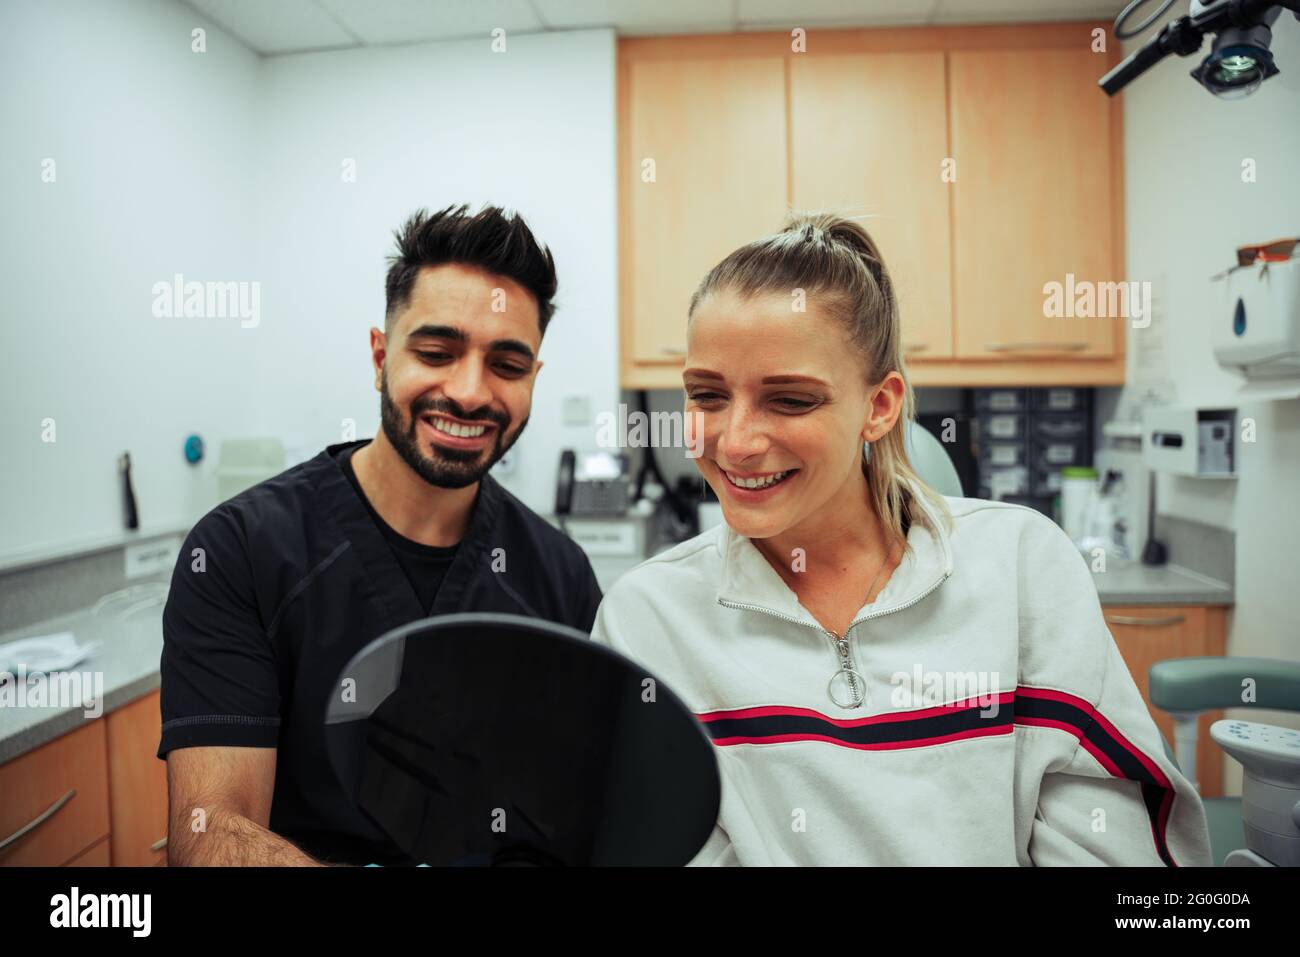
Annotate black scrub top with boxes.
[338,443,457,614]
[157,439,604,864]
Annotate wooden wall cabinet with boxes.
[621,54,788,371]
[790,51,954,361]
[949,47,1120,363]
[619,25,1127,390]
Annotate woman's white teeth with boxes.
[425,416,487,438]
[725,469,792,490]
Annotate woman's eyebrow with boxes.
[683,369,829,387]
[761,374,829,387]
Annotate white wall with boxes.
[0,0,261,559]
[251,29,618,512]
[1118,13,1300,789]
[0,3,618,563]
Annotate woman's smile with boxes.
[717,466,801,502]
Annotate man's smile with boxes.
[417,412,497,451]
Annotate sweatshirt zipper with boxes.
[717,597,862,704]
[717,567,951,710]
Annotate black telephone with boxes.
[554,449,629,518]
[555,449,576,517]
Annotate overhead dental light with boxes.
[1100,0,1299,98]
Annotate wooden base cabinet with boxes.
[1,690,167,866]
[106,691,169,866]
[0,720,110,866]
[1104,605,1229,798]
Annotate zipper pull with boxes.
[828,634,867,709]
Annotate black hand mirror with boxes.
[324,613,721,865]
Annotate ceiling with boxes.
[179,0,1132,56]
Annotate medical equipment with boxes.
[1102,0,1300,99]
[1150,655,1300,866]
[1142,406,1238,478]
[905,418,964,499]
[1211,719,1300,865]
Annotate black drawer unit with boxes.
[973,388,1093,512]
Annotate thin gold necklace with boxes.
[826,536,900,710]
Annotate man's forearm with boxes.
[168,809,331,866]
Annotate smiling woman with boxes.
[682,211,951,564]
[588,212,1214,867]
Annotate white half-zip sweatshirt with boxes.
[590,486,1214,866]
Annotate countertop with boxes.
[1088,559,1233,606]
[0,559,1231,765]
[0,599,164,765]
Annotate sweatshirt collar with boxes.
[715,479,954,628]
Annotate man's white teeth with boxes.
[724,469,792,490]
[425,416,487,438]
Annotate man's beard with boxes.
[379,370,526,490]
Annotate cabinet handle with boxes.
[1105,614,1186,627]
[659,347,685,356]
[903,342,929,353]
[0,788,76,852]
[984,341,1089,353]
[150,836,168,852]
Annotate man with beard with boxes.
[158,205,603,865]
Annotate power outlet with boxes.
[124,537,182,580]
[562,395,591,426]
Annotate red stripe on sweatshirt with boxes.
[697,692,1016,729]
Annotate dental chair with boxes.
[1150,657,1300,866]
[900,419,964,497]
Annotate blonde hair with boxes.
[687,211,953,554]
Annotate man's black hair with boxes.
[384,204,557,336]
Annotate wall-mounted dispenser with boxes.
[1213,256,1300,380]
[1141,406,1237,479]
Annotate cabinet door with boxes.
[949,48,1118,360]
[624,55,788,366]
[791,52,953,359]
[106,690,169,866]
[66,838,111,866]
[1103,605,1223,798]
[0,720,110,866]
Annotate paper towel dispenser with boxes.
[1213,257,1300,379]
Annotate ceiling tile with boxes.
[534,0,735,34]
[315,0,544,45]
[737,0,939,27]
[931,0,1126,25]
[183,0,359,55]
